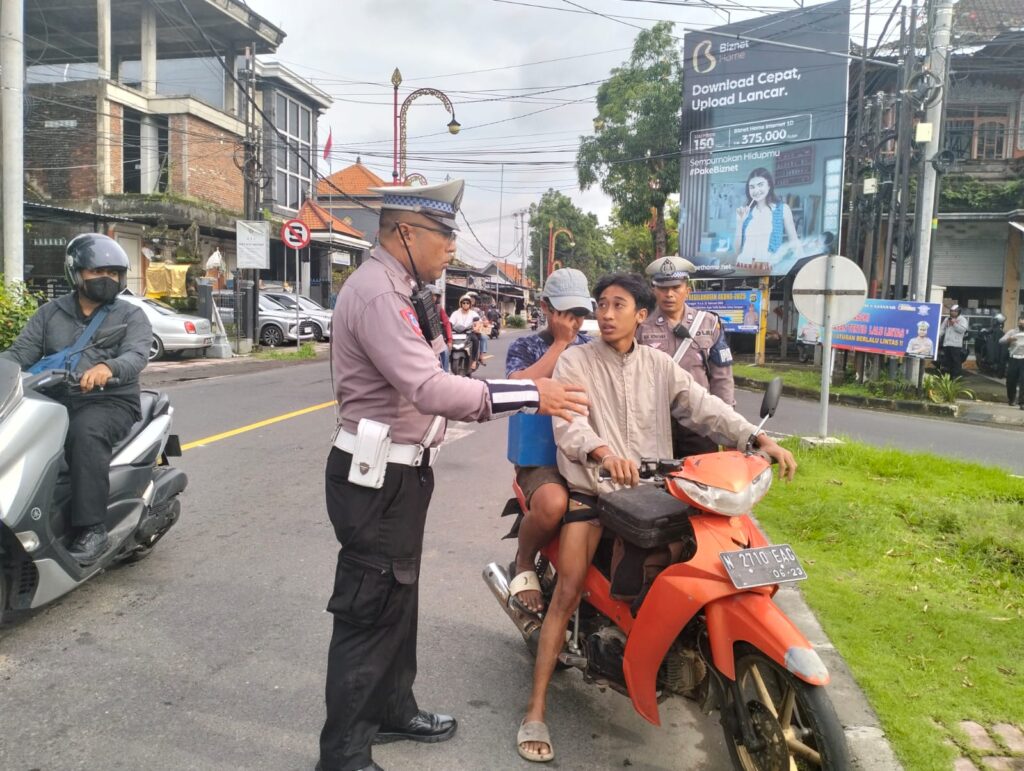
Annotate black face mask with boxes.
[81,276,120,304]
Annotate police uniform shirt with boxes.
[331,245,538,446]
[637,302,736,406]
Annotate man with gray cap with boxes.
[636,255,735,456]
[320,178,588,771]
[505,267,594,616]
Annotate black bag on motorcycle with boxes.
[598,486,696,603]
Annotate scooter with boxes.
[483,379,848,770]
[0,358,187,622]
[450,333,473,377]
[489,319,501,340]
[974,314,1007,377]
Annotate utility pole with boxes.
[911,0,954,303]
[497,163,505,258]
[1,0,24,284]
[243,44,261,345]
[892,0,917,304]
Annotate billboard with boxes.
[797,300,943,358]
[688,289,762,334]
[679,0,851,278]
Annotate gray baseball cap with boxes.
[542,268,594,312]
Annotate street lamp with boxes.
[391,69,460,185]
[547,221,575,279]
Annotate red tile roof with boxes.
[297,199,365,239]
[491,260,534,288]
[316,161,387,197]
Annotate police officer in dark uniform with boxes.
[318,179,587,771]
[636,255,736,457]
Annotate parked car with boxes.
[262,291,332,341]
[118,292,213,361]
[212,290,316,347]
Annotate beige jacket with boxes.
[553,339,759,497]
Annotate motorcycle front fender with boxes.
[622,574,827,726]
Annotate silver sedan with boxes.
[118,294,213,361]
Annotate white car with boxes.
[118,293,213,361]
[262,291,332,341]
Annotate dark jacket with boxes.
[0,293,151,411]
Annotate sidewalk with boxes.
[141,343,329,387]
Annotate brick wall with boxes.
[109,102,123,194]
[168,114,188,195]
[25,83,100,200]
[179,114,244,214]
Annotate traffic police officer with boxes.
[636,255,735,456]
[319,178,587,771]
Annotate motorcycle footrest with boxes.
[558,652,588,668]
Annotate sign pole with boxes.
[817,254,836,438]
[295,246,301,343]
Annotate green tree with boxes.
[577,22,683,259]
[0,279,41,352]
[606,200,680,274]
[527,189,611,286]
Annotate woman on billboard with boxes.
[734,167,805,271]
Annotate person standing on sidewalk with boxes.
[939,305,969,379]
[320,178,588,771]
[1000,315,1024,409]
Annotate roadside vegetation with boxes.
[254,342,318,361]
[760,439,1024,769]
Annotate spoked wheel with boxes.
[260,325,285,347]
[149,335,165,361]
[725,649,848,771]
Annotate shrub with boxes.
[505,314,527,329]
[923,373,974,403]
[0,279,41,351]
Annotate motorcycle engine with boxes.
[659,640,707,698]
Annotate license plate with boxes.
[719,544,807,589]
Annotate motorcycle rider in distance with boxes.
[517,271,796,763]
[0,234,152,565]
[450,293,483,372]
[505,268,594,616]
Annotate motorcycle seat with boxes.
[112,390,170,455]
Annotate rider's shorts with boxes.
[515,464,567,508]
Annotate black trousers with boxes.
[320,448,434,771]
[671,420,719,459]
[63,398,137,528]
[1007,358,1024,405]
[941,345,964,378]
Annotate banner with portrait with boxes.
[797,300,942,358]
[688,289,762,334]
[679,0,851,277]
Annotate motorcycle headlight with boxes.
[668,467,773,516]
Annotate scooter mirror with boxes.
[78,323,128,354]
[760,377,783,419]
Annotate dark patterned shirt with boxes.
[506,330,591,377]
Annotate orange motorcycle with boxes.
[484,380,849,770]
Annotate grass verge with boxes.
[734,362,882,399]
[254,342,318,361]
[759,439,1024,770]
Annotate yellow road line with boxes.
[181,400,336,451]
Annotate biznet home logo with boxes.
[692,38,751,74]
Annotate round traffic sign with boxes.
[792,254,867,327]
[281,219,311,250]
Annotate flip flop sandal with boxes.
[508,563,544,618]
[517,720,554,763]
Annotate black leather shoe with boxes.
[68,525,109,566]
[314,763,383,771]
[374,710,457,744]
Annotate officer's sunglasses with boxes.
[400,222,457,243]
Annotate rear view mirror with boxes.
[760,377,783,419]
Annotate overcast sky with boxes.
[242,0,895,267]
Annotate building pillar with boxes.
[96,0,112,195]
[139,4,159,194]
[1,0,24,282]
[223,43,239,117]
[1003,224,1022,322]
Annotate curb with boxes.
[141,351,328,387]
[735,376,961,417]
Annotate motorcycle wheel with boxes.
[724,648,848,771]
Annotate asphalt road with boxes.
[1,331,1020,771]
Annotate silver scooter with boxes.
[0,358,186,622]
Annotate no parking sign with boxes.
[281,219,311,250]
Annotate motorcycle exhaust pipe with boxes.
[482,562,542,641]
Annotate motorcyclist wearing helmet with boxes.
[0,233,152,564]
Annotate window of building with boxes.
[274,92,313,210]
[122,109,169,194]
[944,105,1012,161]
